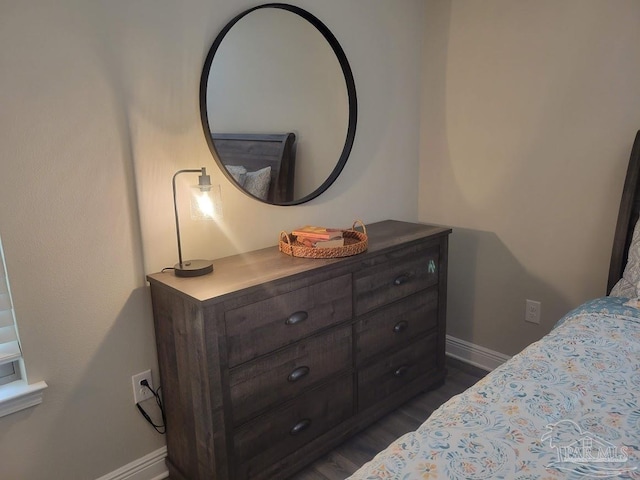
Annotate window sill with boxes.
[0,379,48,418]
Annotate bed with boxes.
[212,132,296,203]
[348,131,640,480]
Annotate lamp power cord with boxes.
[136,379,166,434]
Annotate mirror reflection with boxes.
[200,5,357,205]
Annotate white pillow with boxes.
[243,166,271,201]
[610,219,640,298]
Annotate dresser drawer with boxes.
[354,242,439,315]
[234,374,353,474]
[225,274,353,367]
[356,288,438,364]
[229,325,352,425]
[358,332,437,411]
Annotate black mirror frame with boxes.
[199,3,358,206]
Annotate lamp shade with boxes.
[190,183,222,221]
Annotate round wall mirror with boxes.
[200,3,357,205]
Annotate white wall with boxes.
[420,0,640,355]
[0,1,425,478]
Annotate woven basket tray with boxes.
[279,220,368,259]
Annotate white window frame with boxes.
[0,235,47,417]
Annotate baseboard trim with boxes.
[95,446,168,480]
[445,335,511,372]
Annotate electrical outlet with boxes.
[132,370,154,404]
[525,299,541,324]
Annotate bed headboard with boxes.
[608,130,640,294]
[212,133,296,204]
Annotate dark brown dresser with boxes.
[146,220,451,479]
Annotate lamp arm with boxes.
[172,169,205,267]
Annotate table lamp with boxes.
[172,167,219,277]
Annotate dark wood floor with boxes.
[289,358,486,479]
[166,358,487,480]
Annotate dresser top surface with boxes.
[146,220,450,303]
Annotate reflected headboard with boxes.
[212,133,296,204]
[608,130,640,294]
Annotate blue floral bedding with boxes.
[348,297,640,479]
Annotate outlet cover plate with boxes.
[525,299,541,324]
[132,370,154,404]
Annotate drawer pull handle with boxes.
[393,274,410,286]
[287,366,310,383]
[394,365,410,377]
[393,320,409,334]
[290,418,312,436]
[285,311,308,326]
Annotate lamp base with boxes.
[174,259,214,277]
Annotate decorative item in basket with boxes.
[279,220,368,259]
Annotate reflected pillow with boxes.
[610,218,640,298]
[243,166,271,201]
[225,165,247,186]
